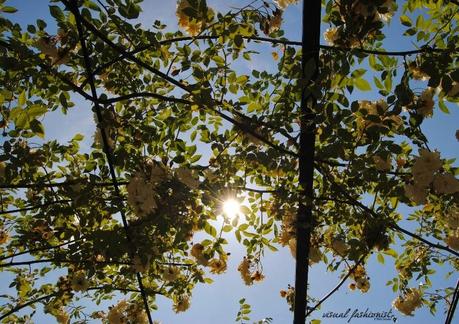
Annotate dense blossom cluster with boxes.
[355,99,402,134]
[392,288,423,316]
[404,149,459,206]
[237,256,265,285]
[348,265,370,293]
[176,0,214,36]
[105,300,149,324]
[324,0,395,47]
[274,0,298,9]
[34,29,73,65]
[280,285,295,311]
[173,295,191,313]
[70,270,89,292]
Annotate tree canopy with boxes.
[0,0,459,323]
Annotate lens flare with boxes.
[223,199,240,219]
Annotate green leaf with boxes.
[49,5,64,21]
[354,78,371,91]
[400,15,412,27]
[377,253,385,264]
[1,6,17,13]
[29,119,45,138]
[233,34,243,48]
[18,90,26,107]
[204,222,217,237]
[438,100,450,114]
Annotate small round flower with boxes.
[209,258,227,274]
[446,230,459,251]
[251,270,265,282]
[331,238,349,256]
[324,27,339,45]
[191,243,208,265]
[433,173,459,194]
[267,9,283,34]
[356,277,370,293]
[133,256,149,273]
[274,0,299,9]
[35,37,58,58]
[127,172,157,218]
[176,167,200,189]
[55,308,70,324]
[162,267,180,282]
[392,288,423,316]
[173,295,191,313]
[417,88,435,117]
[309,246,322,265]
[0,230,9,244]
[237,257,253,285]
[373,155,391,171]
[71,270,89,292]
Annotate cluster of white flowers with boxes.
[392,288,423,316]
[373,155,392,171]
[404,149,459,205]
[408,63,429,81]
[416,88,435,117]
[237,257,265,285]
[34,30,72,65]
[323,27,339,46]
[71,270,89,292]
[176,0,213,36]
[274,0,298,9]
[173,295,191,313]
[127,161,169,218]
[0,229,9,244]
[280,285,295,311]
[127,172,158,218]
[162,267,181,282]
[132,255,150,273]
[324,1,395,46]
[331,237,349,256]
[355,100,402,132]
[106,300,149,324]
[349,265,370,293]
[263,9,283,35]
[175,166,200,189]
[189,242,227,274]
[444,208,459,251]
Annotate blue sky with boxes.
[2,1,459,323]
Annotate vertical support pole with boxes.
[293,0,321,323]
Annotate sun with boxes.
[222,199,241,219]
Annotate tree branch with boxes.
[306,255,366,316]
[0,181,128,190]
[102,92,191,105]
[0,258,131,268]
[0,292,58,321]
[445,279,459,324]
[83,35,457,84]
[0,239,79,262]
[316,164,459,258]
[0,200,73,215]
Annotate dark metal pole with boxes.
[293,0,321,323]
